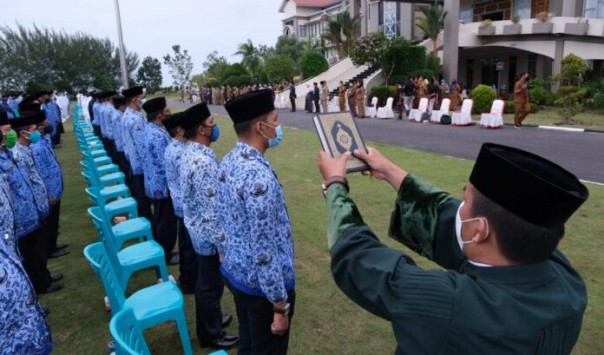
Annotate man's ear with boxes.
[472,218,490,243]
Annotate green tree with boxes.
[0,24,139,92]
[234,39,261,81]
[263,55,295,83]
[257,44,275,62]
[163,44,194,95]
[190,73,207,88]
[299,51,329,79]
[338,12,361,55]
[321,14,343,58]
[415,0,448,57]
[136,56,162,93]
[554,54,589,123]
[275,35,305,64]
[202,50,229,81]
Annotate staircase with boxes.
[327,65,380,99]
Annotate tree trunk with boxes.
[433,38,437,58]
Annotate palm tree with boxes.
[338,12,361,56]
[234,39,261,81]
[415,0,448,58]
[321,14,343,59]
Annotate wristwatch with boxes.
[322,175,349,197]
[273,302,291,316]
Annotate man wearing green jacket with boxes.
[319,142,589,354]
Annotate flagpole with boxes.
[114,0,129,89]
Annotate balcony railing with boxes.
[474,17,604,37]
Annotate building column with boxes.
[443,0,460,82]
[399,3,414,39]
[561,0,578,17]
[551,38,565,90]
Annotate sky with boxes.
[3,0,285,85]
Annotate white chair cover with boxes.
[365,97,379,118]
[377,97,395,119]
[328,97,339,112]
[480,99,504,128]
[431,98,451,123]
[452,99,474,126]
[409,98,429,122]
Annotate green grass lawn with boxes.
[43,115,604,354]
[500,107,604,130]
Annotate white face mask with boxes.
[455,201,489,253]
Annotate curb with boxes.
[537,125,585,133]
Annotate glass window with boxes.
[514,0,532,19]
[460,8,473,24]
[584,0,604,18]
[528,54,537,75]
[299,25,307,38]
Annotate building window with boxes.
[508,56,517,91]
[514,0,532,19]
[379,1,400,38]
[584,0,604,18]
[299,25,307,38]
[460,8,473,24]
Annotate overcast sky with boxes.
[3,0,284,85]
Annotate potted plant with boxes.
[533,12,553,33]
[478,19,496,36]
[504,15,522,35]
[565,19,589,35]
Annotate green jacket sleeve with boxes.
[388,174,465,270]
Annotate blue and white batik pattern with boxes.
[102,104,115,140]
[123,108,145,175]
[0,180,53,354]
[0,149,41,238]
[142,122,170,199]
[12,143,49,219]
[112,110,125,152]
[180,142,225,256]
[218,142,295,303]
[121,108,135,162]
[164,139,186,218]
[32,135,63,200]
[92,101,102,127]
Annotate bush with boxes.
[529,86,554,106]
[594,92,604,112]
[470,85,497,114]
[368,85,396,107]
[408,69,435,81]
[504,100,515,114]
[299,51,329,79]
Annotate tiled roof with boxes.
[294,0,339,7]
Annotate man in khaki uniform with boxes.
[338,81,346,112]
[355,82,366,118]
[514,72,531,128]
[320,81,329,113]
[347,81,357,117]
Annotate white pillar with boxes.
[443,0,460,82]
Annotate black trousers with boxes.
[151,198,177,262]
[290,97,296,112]
[314,100,320,113]
[226,279,295,355]
[122,158,133,193]
[46,200,61,253]
[18,225,51,293]
[196,254,225,344]
[177,218,197,289]
[92,125,101,138]
[132,174,152,221]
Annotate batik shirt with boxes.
[142,122,170,200]
[92,101,102,127]
[40,103,57,136]
[181,142,225,256]
[32,135,63,200]
[112,109,125,152]
[121,107,135,161]
[0,149,41,238]
[218,142,295,303]
[123,108,145,175]
[12,143,50,219]
[102,103,114,140]
[164,139,186,218]
[1,179,53,354]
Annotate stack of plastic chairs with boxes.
[73,105,194,354]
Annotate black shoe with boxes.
[221,314,232,328]
[56,244,68,251]
[51,273,64,282]
[201,335,239,349]
[49,249,69,258]
[40,283,63,294]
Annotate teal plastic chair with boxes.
[88,204,152,249]
[84,243,192,355]
[85,184,132,208]
[87,206,166,289]
[110,308,151,355]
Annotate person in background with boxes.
[514,72,531,128]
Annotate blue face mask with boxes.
[28,130,42,144]
[209,124,220,142]
[262,123,282,148]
